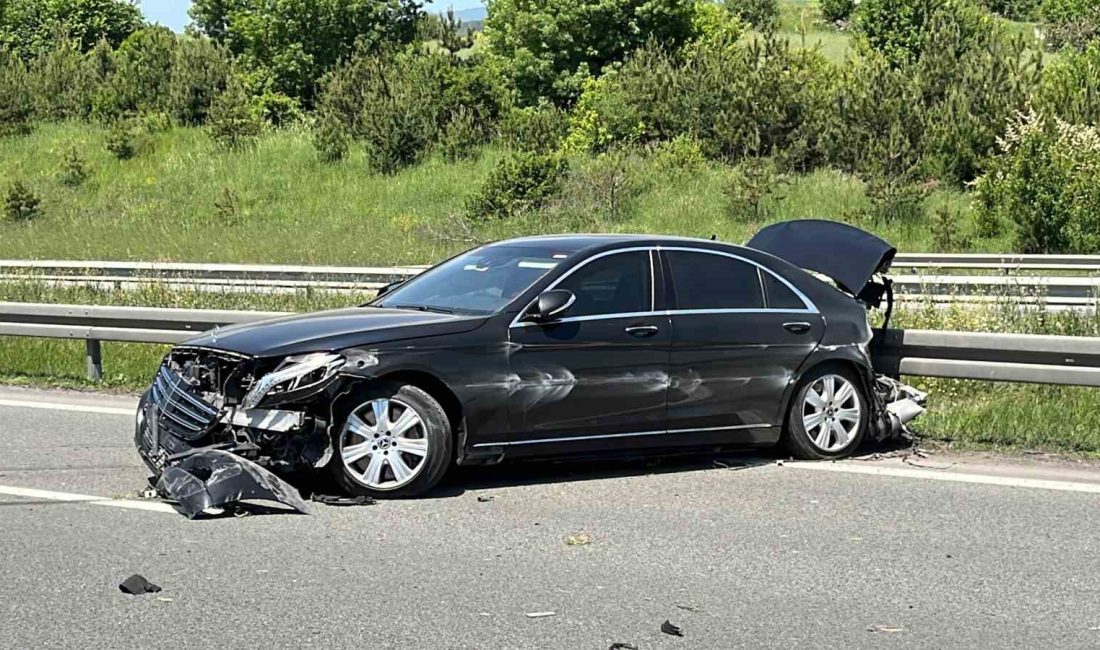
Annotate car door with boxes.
[507,248,671,450]
[662,247,824,437]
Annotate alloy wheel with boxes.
[801,374,862,453]
[340,398,429,490]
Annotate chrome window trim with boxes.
[509,244,819,328]
[660,246,818,314]
[510,246,656,328]
[472,422,776,447]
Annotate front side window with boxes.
[374,244,576,315]
[667,251,764,310]
[556,251,652,317]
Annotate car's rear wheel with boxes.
[784,365,866,459]
[330,382,452,498]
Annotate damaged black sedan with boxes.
[136,221,925,501]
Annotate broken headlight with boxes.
[241,353,345,409]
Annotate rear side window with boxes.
[763,272,807,310]
[667,251,764,310]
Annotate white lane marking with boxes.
[788,461,1100,494]
[0,399,134,416]
[0,485,177,513]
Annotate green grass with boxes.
[0,123,1010,266]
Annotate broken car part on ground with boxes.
[136,222,926,507]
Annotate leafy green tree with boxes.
[854,0,990,66]
[483,0,699,105]
[189,0,422,104]
[0,0,142,58]
[1036,44,1100,126]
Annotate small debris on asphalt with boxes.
[775,459,785,467]
[140,488,158,500]
[477,495,494,502]
[867,625,904,634]
[609,643,639,649]
[525,611,556,619]
[565,532,591,546]
[119,574,161,595]
[311,494,377,506]
[661,620,684,637]
[156,597,173,603]
[675,603,702,612]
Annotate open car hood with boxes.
[747,219,896,297]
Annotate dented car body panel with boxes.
[136,227,925,500]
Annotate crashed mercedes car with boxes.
[136,220,926,507]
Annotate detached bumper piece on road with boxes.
[156,449,311,519]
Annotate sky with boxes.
[139,0,487,32]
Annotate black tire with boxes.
[784,364,867,460]
[329,382,453,498]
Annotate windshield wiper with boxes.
[388,304,456,315]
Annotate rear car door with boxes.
[662,248,824,437]
[507,248,671,449]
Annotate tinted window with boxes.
[557,251,651,317]
[667,251,764,310]
[763,272,807,310]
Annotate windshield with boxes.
[372,244,578,315]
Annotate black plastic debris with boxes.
[157,449,311,519]
[661,620,684,637]
[609,643,639,650]
[119,574,161,595]
[311,494,377,507]
[477,495,494,502]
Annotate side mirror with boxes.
[525,289,576,323]
[376,280,404,298]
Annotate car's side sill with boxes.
[472,423,776,448]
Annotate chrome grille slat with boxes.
[149,364,221,440]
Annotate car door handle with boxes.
[783,322,812,334]
[625,325,659,337]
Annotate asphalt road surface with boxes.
[1,387,1098,649]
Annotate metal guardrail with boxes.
[3,302,1100,387]
[3,258,1100,306]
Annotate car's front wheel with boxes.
[330,382,452,498]
[784,365,867,460]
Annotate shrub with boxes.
[4,181,41,222]
[483,0,698,105]
[465,152,567,220]
[499,102,569,153]
[551,148,646,224]
[980,0,1041,19]
[854,0,990,66]
[723,157,789,221]
[312,110,350,163]
[105,118,138,159]
[563,37,835,168]
[974,110,1100,253]
[207,78,263,149]
[439,106,483,162]
[0,50,33,137]
[214,187,242,225]
[0,0,142,58]
[1042,0,1100,50]
[57,147,90,187]
[169,37,231,125]
[821,0,857,23]
[27,28,97,120]
[930,205,973,251]
[1036,44,1100,126]
[650,134,708,176]
[727,0,780,30]
[252,91,303,127]
[862,177,928,222]
[105,26,178,116]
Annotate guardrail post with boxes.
[85,339,103,382]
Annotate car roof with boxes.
[494,233,752,255]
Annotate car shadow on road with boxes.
[425,437,918,499]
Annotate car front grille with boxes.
[150,365,220,441]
